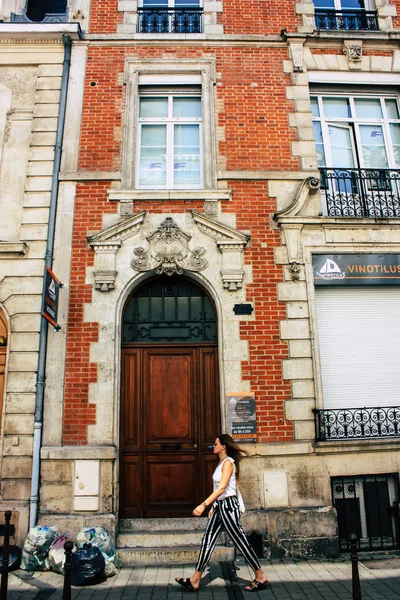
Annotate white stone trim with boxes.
[0,23,82,39]
[61,42,88,173]
[0,242,28,256]
[308,70,400,83]
[108,188,231,216]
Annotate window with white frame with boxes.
[312,94,400,170]
[137,88,202,189]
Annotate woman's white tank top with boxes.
[212,457,237,500]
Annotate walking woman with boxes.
[175,434,268,593]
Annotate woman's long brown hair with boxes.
[216,433,249,480]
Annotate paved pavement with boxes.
[5,555,400,599]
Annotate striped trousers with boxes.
[195,495,260,572]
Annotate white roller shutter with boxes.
[315,287,400,409]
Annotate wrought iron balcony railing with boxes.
[314,407,400,441]
[319,168,400,218]
[315,9,379,31]
[137,8,203,33]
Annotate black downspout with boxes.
[29,34,72,529]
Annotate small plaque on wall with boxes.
[226,392,257,443]
[233,304,253,315]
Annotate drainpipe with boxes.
[29,34,72,530]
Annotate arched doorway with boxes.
[120,276,221,518]
[0,308,7,434]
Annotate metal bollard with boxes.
[0,511,14,600]
[349,533,362,600]
[62,540,74,600]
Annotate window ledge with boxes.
[41,446,117,460]
[0,241,28,257]
[276,215,400,226]
[108,189,231,202]
[311,29,391,40]
[133,33,206,41]
[314,437,400,454]
[0,22,82,40]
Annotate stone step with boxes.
[118,517,207,532]
[117,530,206,548]
[117,545,235,566]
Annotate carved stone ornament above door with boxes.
[130,217,208,276]
[87,210,250,292]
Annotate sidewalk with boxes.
[6,555,400,600]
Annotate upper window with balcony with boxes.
[11,0,68,22]
[312,93,400,217]
[137,0,203,33]
[314,0,379,31]
[137,89,202,189]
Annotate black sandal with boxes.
[244,579,269,592]
[175,577,198,592]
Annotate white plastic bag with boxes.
[48,534,75,574]
[21,525,59,571]
[237,488,246,514]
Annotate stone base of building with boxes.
[243,507,339,558]
[36,506,339,561]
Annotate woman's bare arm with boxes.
[193,461,233,516]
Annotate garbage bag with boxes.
[0,546,22,572]
[48,534,75,574]
[71,543,106,586]
[76,526,119,577]
[20,525,59,571]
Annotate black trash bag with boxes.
[0,546,22,572]
[71,543,106,586]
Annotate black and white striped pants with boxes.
[195,495,260,572]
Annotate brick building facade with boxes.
[1,0,400,558]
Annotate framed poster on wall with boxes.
[226,392,257,443]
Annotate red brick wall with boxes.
[88,0,122,33]
[64,44,298,444]
[391,0,400,28]
[219,0,301,35]
[79,46,297,172]
[63,182,115,445]
[234,180,293,442]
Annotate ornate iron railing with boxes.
[314,407,400,441]
[137,8,203,33]
[315,9,379,31]
[319,168,400,218]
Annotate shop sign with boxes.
[226,392,257,443]
[313,254,400,286]
[42,267,61,327]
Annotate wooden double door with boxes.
[120,344,220,518]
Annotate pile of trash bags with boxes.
[20,524,120,586]
[76,526,118,577]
